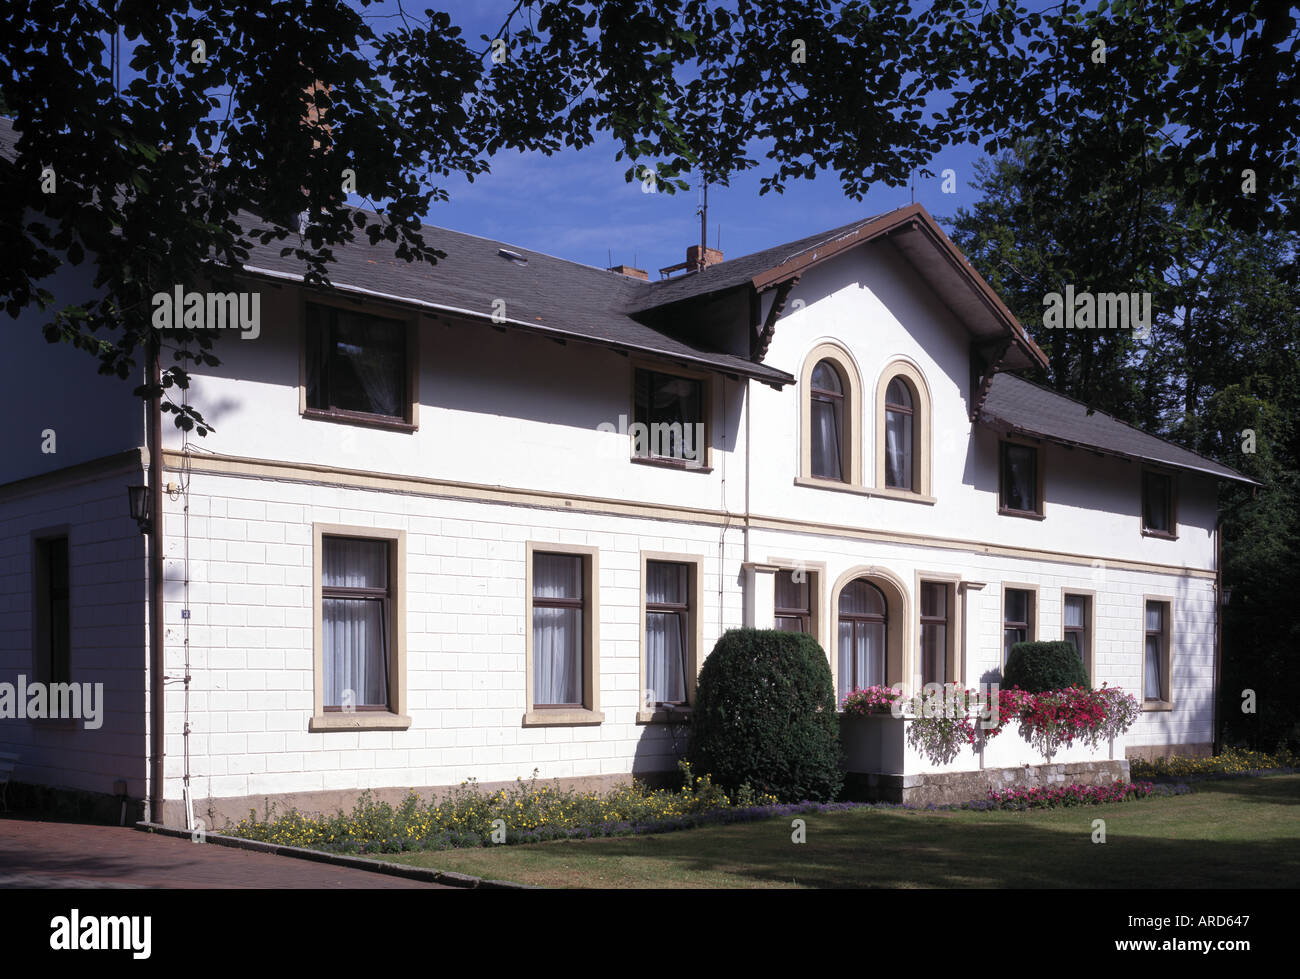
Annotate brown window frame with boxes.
[775,569,813,633]
[1141,469,1178,539]
[809,361,847,482]
[839,580,888,693]
[1143,598,1173,705]
[1063,592,1091,681]
[321,535,393,713]
[631,366,709,469]
[883,377,916,491]
[531,552,587,710]
[918,580,948,687]
[33,535,71,686]
[998,439,1044,518]
[644,560,691,708]
[302,300,417,430]
[1002,586,1035,666]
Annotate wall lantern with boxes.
[127,485,152,535]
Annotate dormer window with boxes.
[1142,470,1176,537]
[632,367,708,467]
[304,303,415,428]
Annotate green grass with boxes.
[366,776,1300,888]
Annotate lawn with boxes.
[366,775,1300,888]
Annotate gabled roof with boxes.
[981,373,1256,485]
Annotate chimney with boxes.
[686,244,723,272]
[608,264,649,280]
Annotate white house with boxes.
[1,117,1253,823]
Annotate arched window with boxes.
[810,360,845,480]
[837,579,886,701]
[884,377,914,489]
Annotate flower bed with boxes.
[1129,745,1300,780]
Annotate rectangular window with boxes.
[775,569,811,633]
[305,303,409,422]
[34,537,70,685]
[1144,600,1170,702]
[999,441,1040,515]
[1003,587,1034,664]
[633,368,704,463]
[1142,471,1175,536]
[322,537,392,711]
[1064,593,1090,679]
[645,561,689,706]
[919,581,947,687]
[533,553,585,707]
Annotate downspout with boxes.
[148,338,165,824]
[1212,514,1223,755]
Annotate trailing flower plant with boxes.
[841,682,1140,766]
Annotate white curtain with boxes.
[1145,603,1164,699]
[534,554,583,705]
[323,538,389,708]
[645,563,687,704]
[323,598,387,706]
[1065,595,1086,661]
[811,398,842,479]
[838,620,883,700]
[885,409,913,488]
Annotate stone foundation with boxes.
[843,759,1131,806]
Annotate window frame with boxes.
[31,529,72,690]
[1141,468,1178,539]
[809,360,847,481]
[1001,583,1039,668]
[997,437,1045,519]
[1141,595,1175,710]
[310,523,409,731]
[836,578,889,700]
[637,551,704,724]
[628,361,714,471]
[525,541,603,726]
[797,343,863,489]
[300,295,420,432]
[874,361,933,500]
[1062,589,1096,684]
[916,574,960,689]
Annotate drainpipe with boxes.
[148,338,165,824]
[1212,515,1223,756]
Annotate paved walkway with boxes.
[0,816,447,888]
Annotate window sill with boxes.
[302,408,417,433]
[793,476,870,496]
[309,712,412,732]
[1141,529,1178,541]
[636,706,693,725]
[631,456,712,474]
[870,486,936,505]
[1140,700,1174,712]
[998,506,1045,520]
[522,708,604,727]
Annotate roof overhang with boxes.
[750,203,1049,372]
[240,264,795,388]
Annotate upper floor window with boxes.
[884,377,914,490]
[999,440,1042,517]
[810,360,845,480]
[633,368,706,466]
[799,344,861,487]
[1142,470,1176,537]
[874,361,932,498]
[305,303,412,425]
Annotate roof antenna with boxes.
[608,248,612,268]
[910,168,915,204]
[698,178,708,254]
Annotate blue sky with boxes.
[356,1,992,273]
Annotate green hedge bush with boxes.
[1002,640,1089,692]
[687,628,842,802]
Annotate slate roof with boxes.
[981,373,1255,484]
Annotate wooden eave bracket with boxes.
[752,276,800,361]
[970,337,1011,422]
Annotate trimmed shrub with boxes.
[1002,640,1089,692]
[687,628,842,802]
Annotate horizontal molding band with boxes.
[6,447,1215,581]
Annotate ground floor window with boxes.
[838,578,886,701]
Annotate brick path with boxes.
[0,816,448,888]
